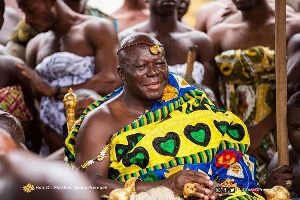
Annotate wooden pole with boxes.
[185,45,197,84]
[275,0,289,165]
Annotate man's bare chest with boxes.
[36,34,93,65]
[156,37,196,65]
[221,26,276,51]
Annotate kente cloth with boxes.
[0,85,33,122]
[36,52,95,135]
[65,73,264,199]
[215,46,276,184]
[168,61,205,85]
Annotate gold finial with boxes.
[63,88,77,133]
[264,186,290,200]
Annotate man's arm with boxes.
[25,33,41,69]
[72,18,121,96]
[247,111,276,154]
[19,19,122,97]
[287,33,300,98]
[194,4,213,32]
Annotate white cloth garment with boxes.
[36,52,95,135]
[168,61,205,85]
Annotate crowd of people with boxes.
[0,0,300,199]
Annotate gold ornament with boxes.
[63,88,77,134]
[264,185,290,200]
[285,180,293,187]
[183,182,199,198]
[149,44,162,55]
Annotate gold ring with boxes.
[285,180,293,187]
[183,182,199,198]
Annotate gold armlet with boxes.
[77,144,110,171]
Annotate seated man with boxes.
[15,0,121,153]
[65,33,264,199]
[208,0,300,185]
[266,91,300,198]
[0,0,39,152]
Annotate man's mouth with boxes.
[144,82,162,90]
[162,0,176,6]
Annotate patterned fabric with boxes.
[215,46,276,184]
[65,73,264,199]
[168,61,205,85]
[84,5,118,31]
[10,18,37,46]
[36,52,95,135]
[0,85,33,122]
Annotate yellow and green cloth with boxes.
[215,46,277,185]
[65,73,265,199]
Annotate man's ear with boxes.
[117,66,125,80]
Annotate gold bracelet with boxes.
[124,177,139,194]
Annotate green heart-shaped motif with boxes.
[153,132,180,156]
[190,130,206,143]
[130,153,145,164]
[122,147,149,168]
[115,133,145,162]
[227,124,245,141]
[184,123,211,146]
[214,121,229,136]
[160,139,175,154]
[214,121,245,141]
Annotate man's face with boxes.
[231,0,259,11]
[0,0,4,29]
[119,46,169,101]
[17,0,55,33]
[288,107,300,154]
[149,0,180,15]
[177,0,190,19]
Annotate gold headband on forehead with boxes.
[117,42,163,55]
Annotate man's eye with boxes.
[156,63,167,67]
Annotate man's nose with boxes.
[146,64,159,77]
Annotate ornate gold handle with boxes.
[63,88,77,134]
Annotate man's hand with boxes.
[15,63,56,97]
[160,170,220,199]
[265,165,295,196]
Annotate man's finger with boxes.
[270,165,293,174]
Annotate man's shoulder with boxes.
[28,31,52,47]
[118,21,149,41]
[78,15,115,30]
